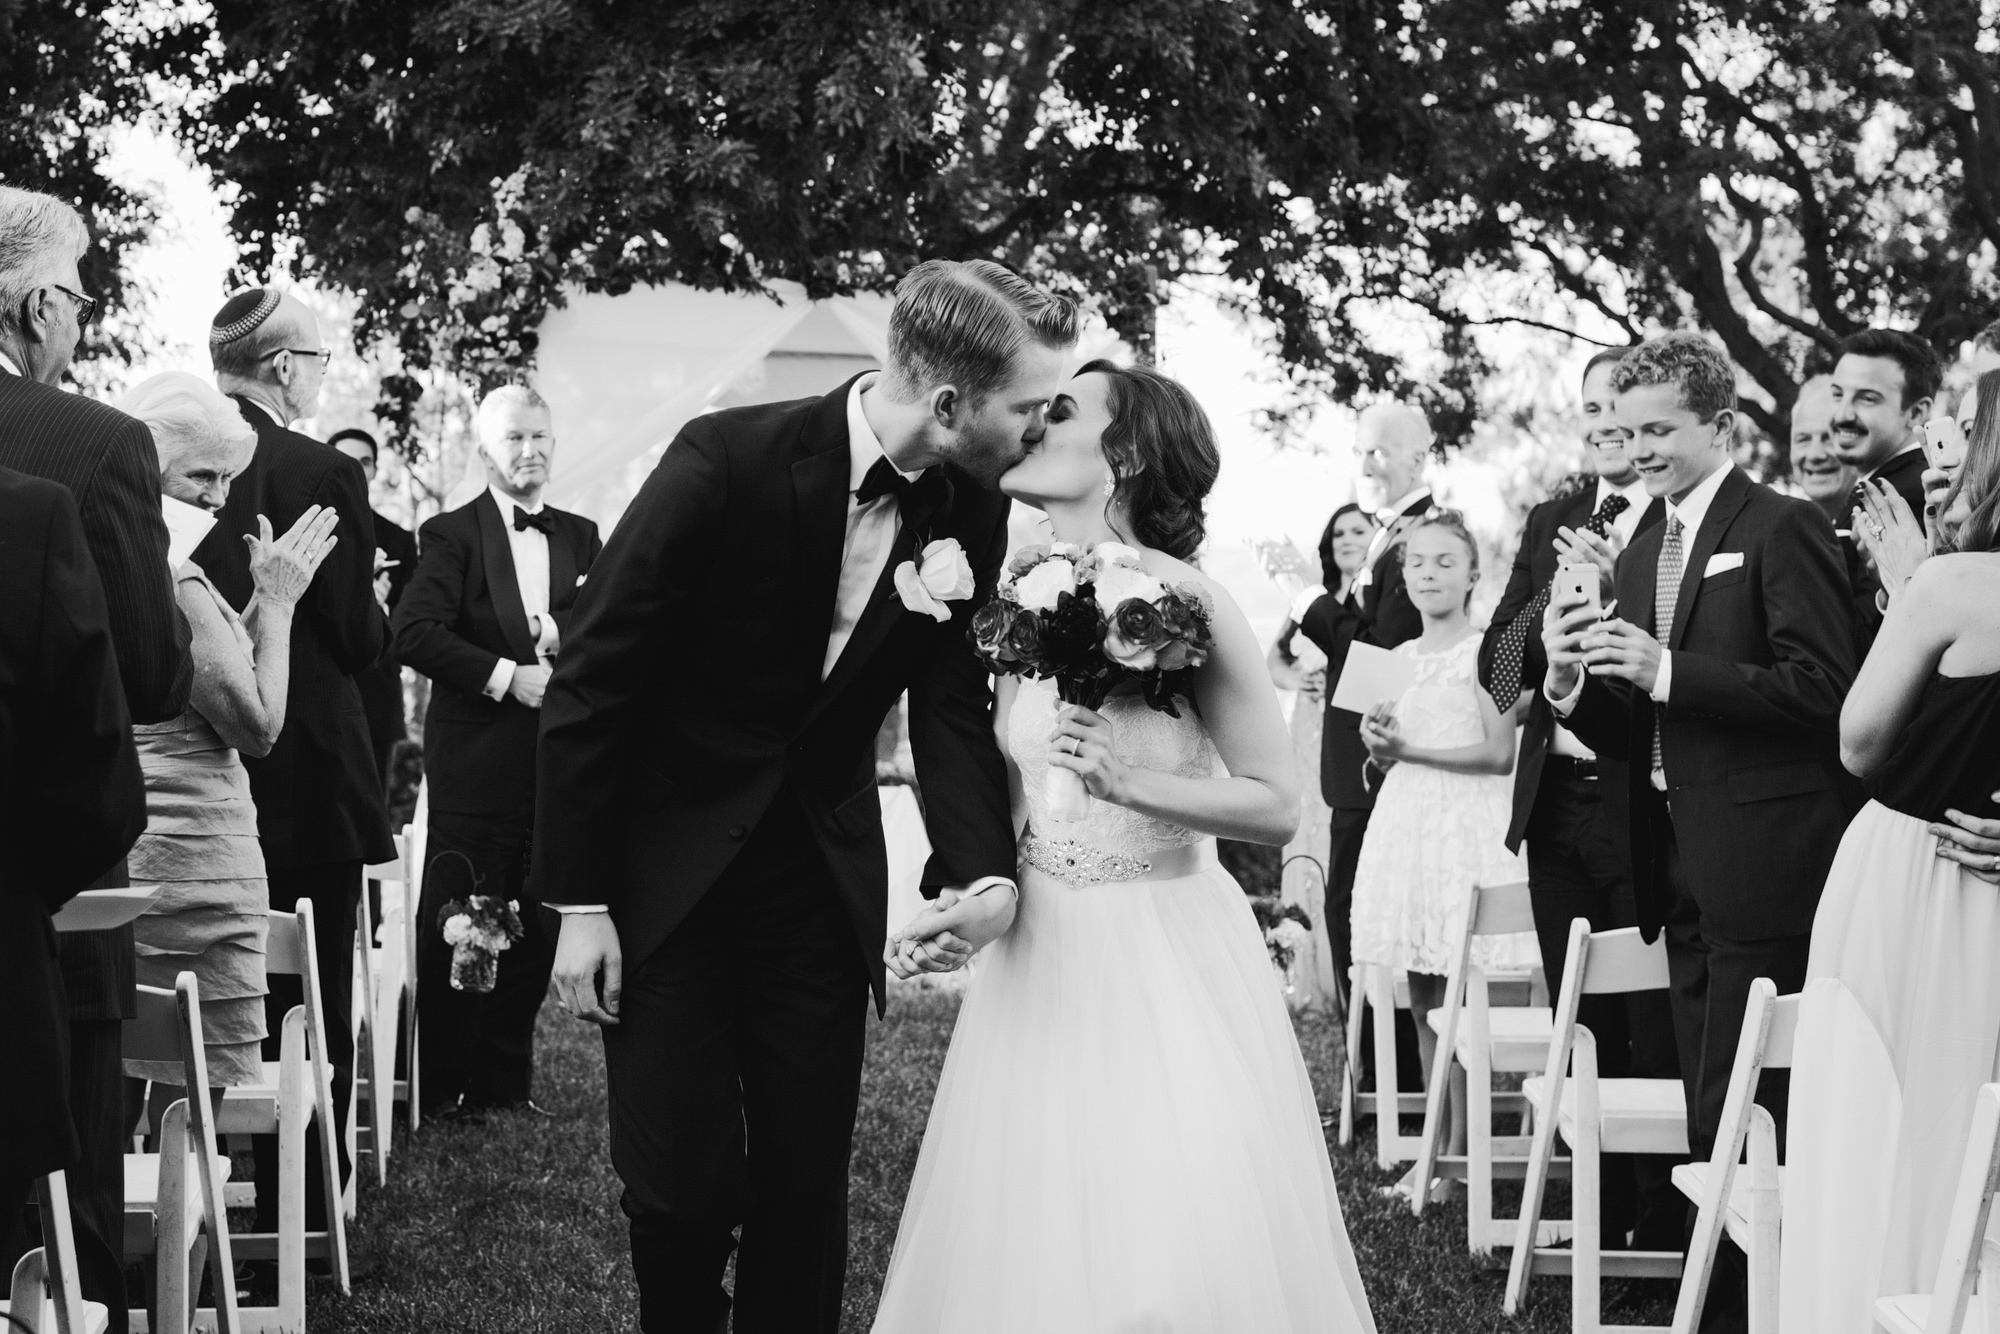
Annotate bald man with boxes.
[1294,401,1436,1012]
[192,288,393,1244]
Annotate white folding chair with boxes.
[1341,962,1426,1167]
[351,856,399,1190]
[1410,879,1566,1254]
[1507,920,1688,1331]
[120,978,239,1334]
[402,791,429,1133]
[1875,1083,2000,1334]
[1670,980,1796,1334]
[217,898,351,1330]
[1,1173,110,1334]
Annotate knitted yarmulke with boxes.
[209,289,280,346]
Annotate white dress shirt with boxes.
[481,484,560,700]
[558,374,1014,917]
[0,349,20,377]
[1547,460,1733,788]
[1549,476,1653,760]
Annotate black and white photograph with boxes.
[8,3,2000,1332]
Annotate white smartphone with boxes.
[1923,416,1967,472]
[1555,561,1600,613]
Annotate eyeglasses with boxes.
[49,284,97,326]
[260,347,333,370]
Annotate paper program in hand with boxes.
[1329,642,1416,716]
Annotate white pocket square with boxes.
[1703,552,1744,577]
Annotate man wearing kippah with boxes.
[192,288,395,1252]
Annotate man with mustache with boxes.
[1827,329,1940,645]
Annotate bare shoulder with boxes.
[1908,552,2000,613]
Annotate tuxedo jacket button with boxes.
[728,824,747,839]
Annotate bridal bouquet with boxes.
[968,541,1214,821]
[439,895,525,993]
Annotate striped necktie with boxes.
[1650,514,1684,777]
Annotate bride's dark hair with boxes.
[1078,359,1220,562]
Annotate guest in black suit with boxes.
[1545,333,1857,1330]
[0,185,191,1333]
[1481,346,1678,1249]
[0,468,146,1300]
[1828,328,1941,642]
[1294,402,1436,1005]
[330,427,418,786]
[536,261,1068,1332]
[1787,375,1857,529]
[393,386,601,1116]
[191,288,394,1235]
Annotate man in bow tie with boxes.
[1479,346,1678,1252]
[392,384,601,1117]
[1543,333,1856,1330]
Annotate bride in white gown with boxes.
[873,362,1376,1334]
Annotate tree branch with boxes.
[1527,239,1639,340]
[1718,182,1842,352]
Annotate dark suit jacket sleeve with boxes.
[309,451,387,675]
[1670,501,1855,734]
[1480,503,1548,689]
[908,504,1017,896]
[77,418,192,724]
[22,485,146,904]
[534,426,727,907]
[392,517,505,697]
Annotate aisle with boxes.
[307,990,1669,1332]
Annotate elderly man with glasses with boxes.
[191,287,395,1262]
[0,184,193,1334]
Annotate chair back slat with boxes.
[122,983,182,1067]
[175,974,241,1333]
[1925,1083,2000,1333]
[1762,994,1801,1070]
[1579,926,1670,994]
[264,905,308,977]
[1470,879,1535,937]
[34,1172,90,1334]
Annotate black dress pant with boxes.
[1652,800,1811,1334]
[255,859,359,1232]
[1525,772,1683,1249]
[417,811,556,1112]
[604,784,870,1334]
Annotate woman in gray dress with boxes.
[116,371,339,1086]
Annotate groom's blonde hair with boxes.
[883,260,1077,405]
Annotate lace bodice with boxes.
[1007,677,1223,855]
[1390,633,1488,749]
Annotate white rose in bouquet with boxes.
[1091,561,1167,619]
[1012,556,1078,612]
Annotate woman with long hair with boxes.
[1778,368,2000,1331]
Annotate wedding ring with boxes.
[1068,736,1080,754]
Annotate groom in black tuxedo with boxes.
[1545,333,1856,1330]
[534,261,1075,1333]
[393,386,600,1115]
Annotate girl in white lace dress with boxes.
[875,363,1376,1333]
[1350,512,1533,1154]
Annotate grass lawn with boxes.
[307,986,1675,1333]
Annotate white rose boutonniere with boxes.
[895,537,976,622]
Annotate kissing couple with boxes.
[531,260,1377,1333]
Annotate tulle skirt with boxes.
[1778,801,2000,1333]
[871,851,1376,1334]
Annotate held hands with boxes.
[1553,524,1623,597]
[1358,701,1402,768]
[1050,705,1130,802]
[1852,479,1929,601]
[552,912,622,1024]
[884,885,1020,980]
[245,506,339,607]
[508,662,552,708]
[1932,795,2000,885]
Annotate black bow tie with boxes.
[513,506,554,535]
[855,456,952,521]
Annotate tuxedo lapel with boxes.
[791,386,856,685]
[804,513,922,731]
[473,491,539,662]
[1628,525,1661,638]
[547,510,580,606]
[1670,467,1750,652]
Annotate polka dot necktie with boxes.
[1650,514,1685,777]
[1484,492,1632,707]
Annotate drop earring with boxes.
[1101,474,1116,498]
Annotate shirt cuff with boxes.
[1545,669,1585,717]
[1650,650,1673,704]
[483,657,516,701]
[550,904,609,914]
[1287,585,1327,622]
[954,877,1017,900]
[533,614,559,658]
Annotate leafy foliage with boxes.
[0,0,158,375]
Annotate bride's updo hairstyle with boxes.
[1078,359,1220,562]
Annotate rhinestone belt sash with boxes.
[1019,834,1208,887]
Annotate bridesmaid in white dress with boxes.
[1779,377,2000,1332]
[876,362,1376,1333]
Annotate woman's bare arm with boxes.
[186,576,289,756]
